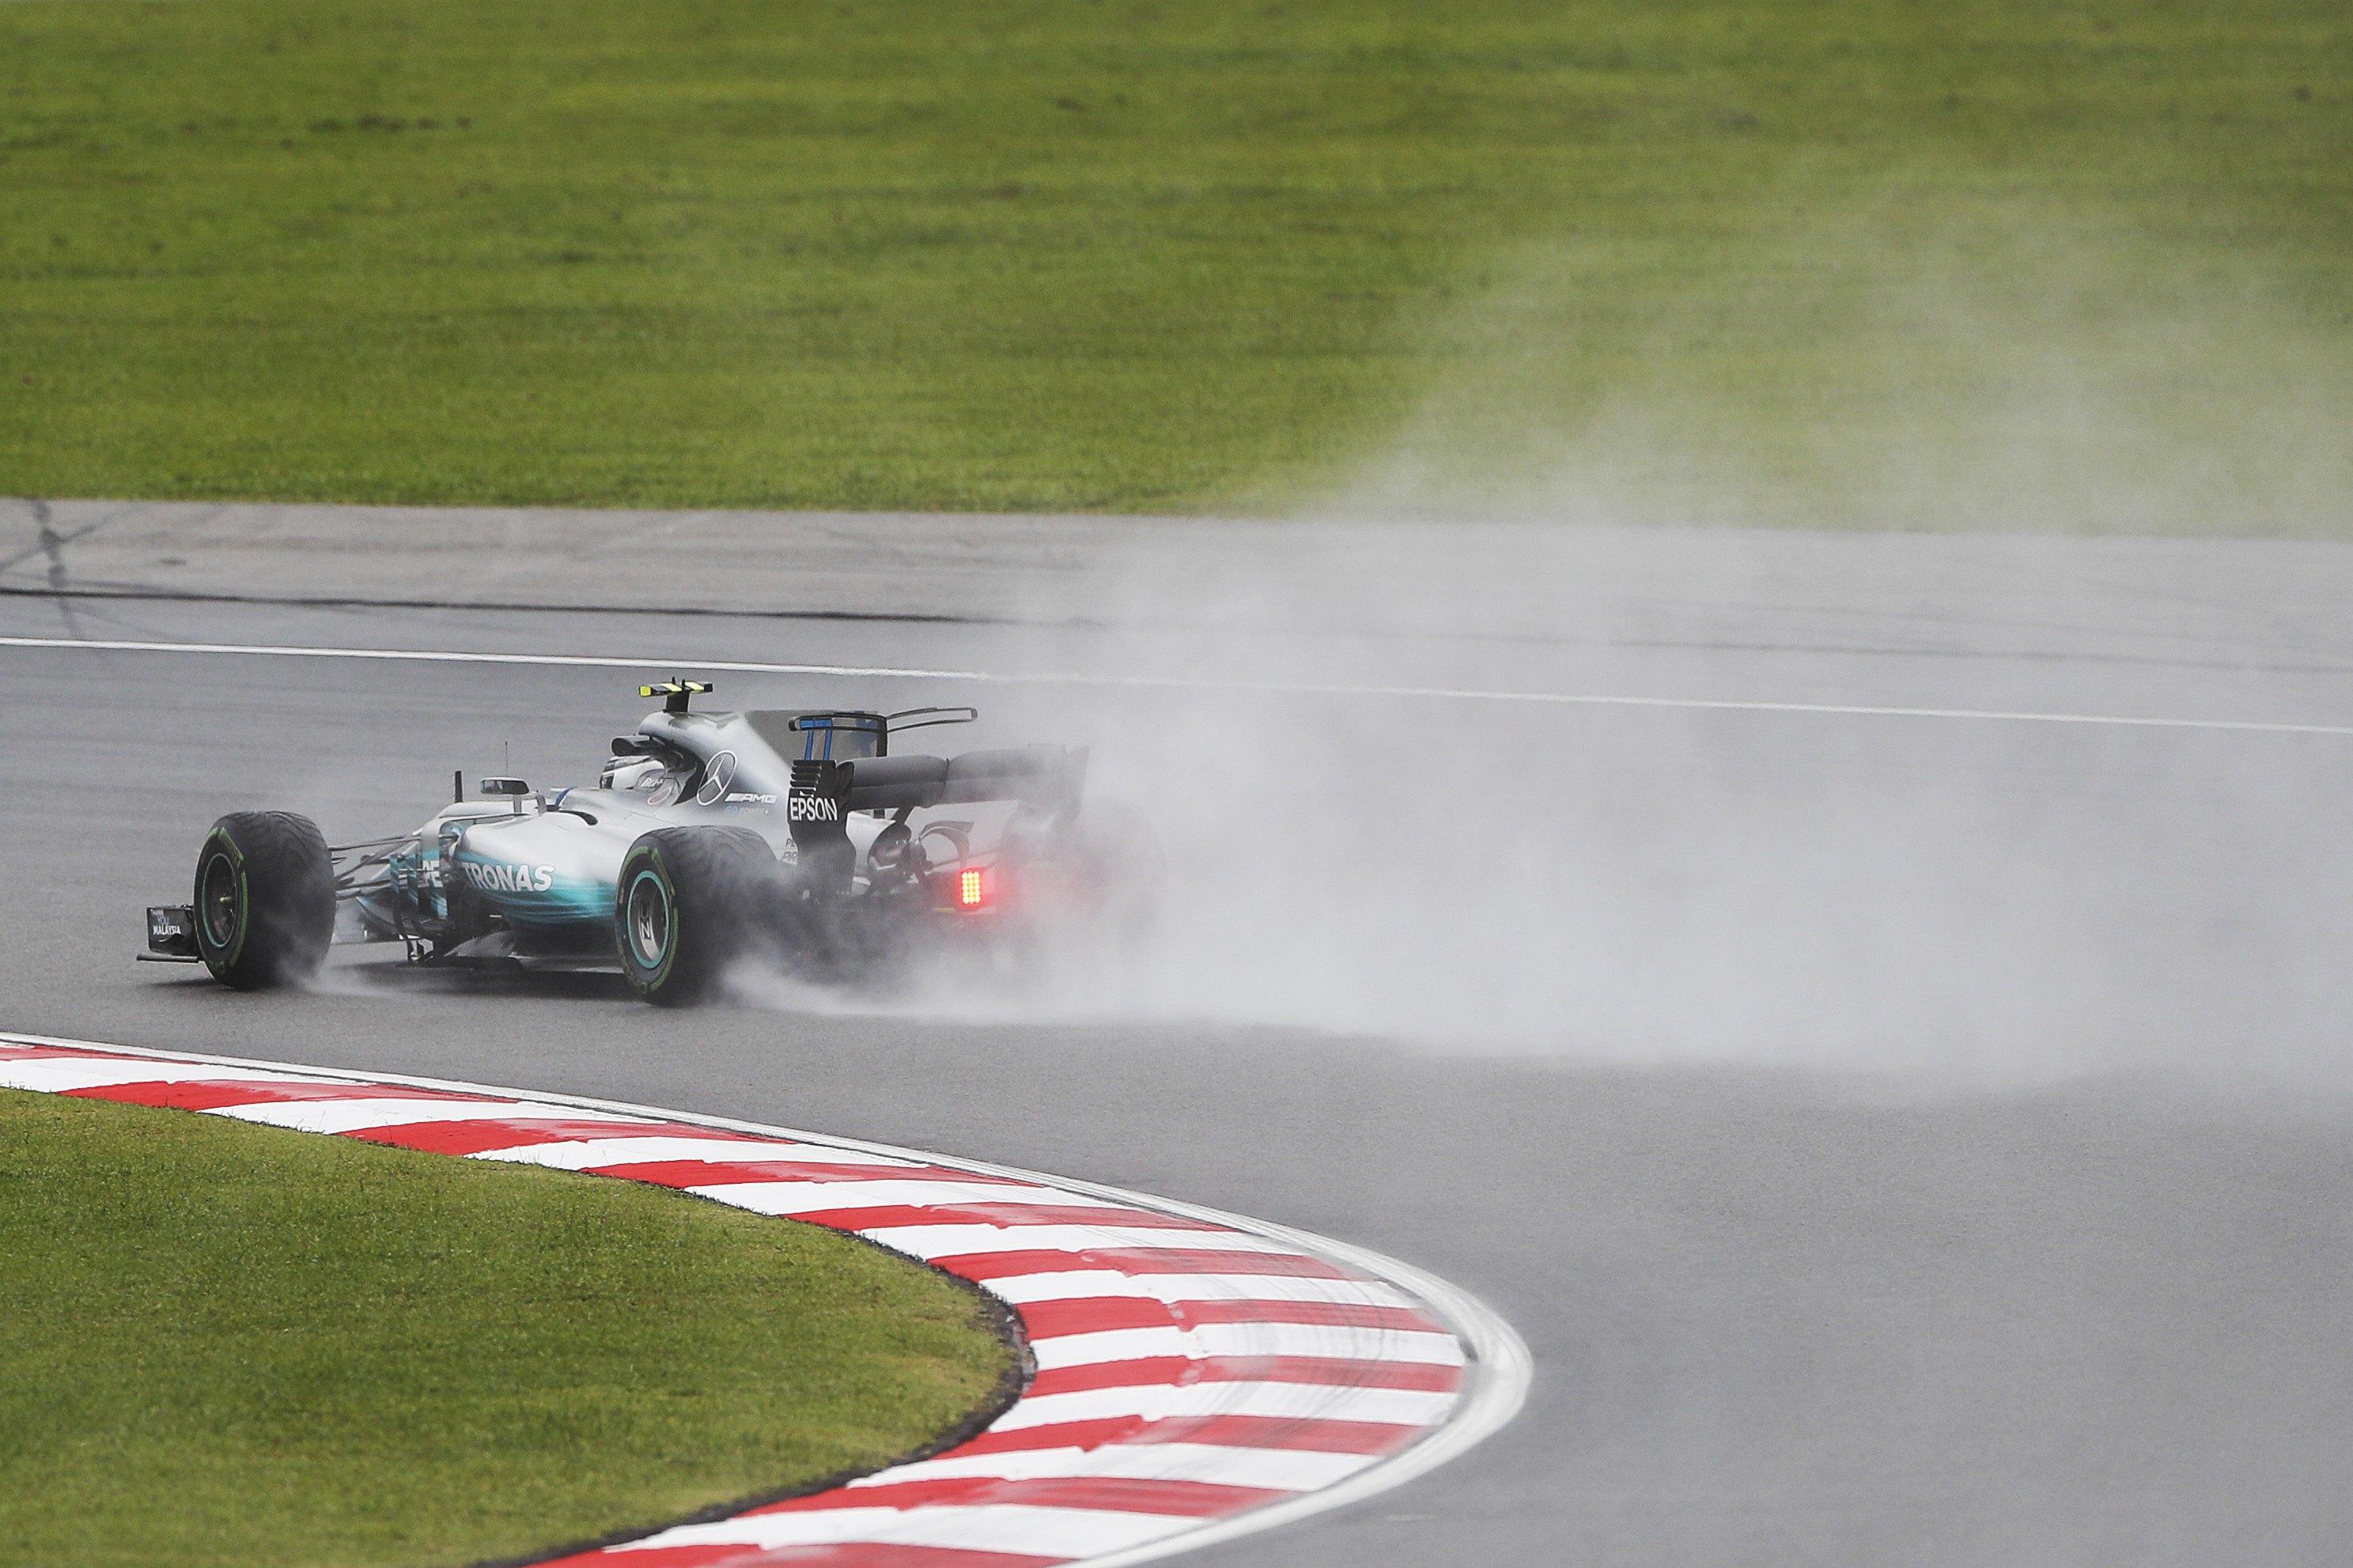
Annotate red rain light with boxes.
[957,867,987,909]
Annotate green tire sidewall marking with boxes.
[623,854,676,988]
[198,833,248,967]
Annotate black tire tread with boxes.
[615,826,777,1006]
[192,810,335,990]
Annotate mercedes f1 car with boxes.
[143,681,1157,1004]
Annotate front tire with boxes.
[615,827,777,1006]
[192,812,335,990]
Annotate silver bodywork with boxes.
[339,701,1072,965]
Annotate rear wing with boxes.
[785,745,1084,854]
[755,707,979,763]
[804,746,1086,816]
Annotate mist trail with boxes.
[955,525,2353,1097]
[927,205,2353,1093]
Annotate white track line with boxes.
[0,1032,1532,1568]
[6,632,2351,736]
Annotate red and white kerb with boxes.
[0,1037,1518,1568]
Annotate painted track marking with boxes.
[0,1033,1531,1568]
[5,632,2352,735]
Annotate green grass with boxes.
[0,1089,1016,1568]
[0,1,2347,528]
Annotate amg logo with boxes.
[464,860,556,894]
[787,793,842,823]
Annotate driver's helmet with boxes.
[601,756,667,792]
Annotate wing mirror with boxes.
[478,776,536,814]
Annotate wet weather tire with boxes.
[192,811,335,990]
[615,826,777,1007]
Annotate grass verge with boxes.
[0,1087,1018,1568]
[0,1,2346,527]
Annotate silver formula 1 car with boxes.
[144,680,1156,1003]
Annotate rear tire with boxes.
[615,826,777,1006]
[192,812,335,990]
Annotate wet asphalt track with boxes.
[6,530,2353,1567]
